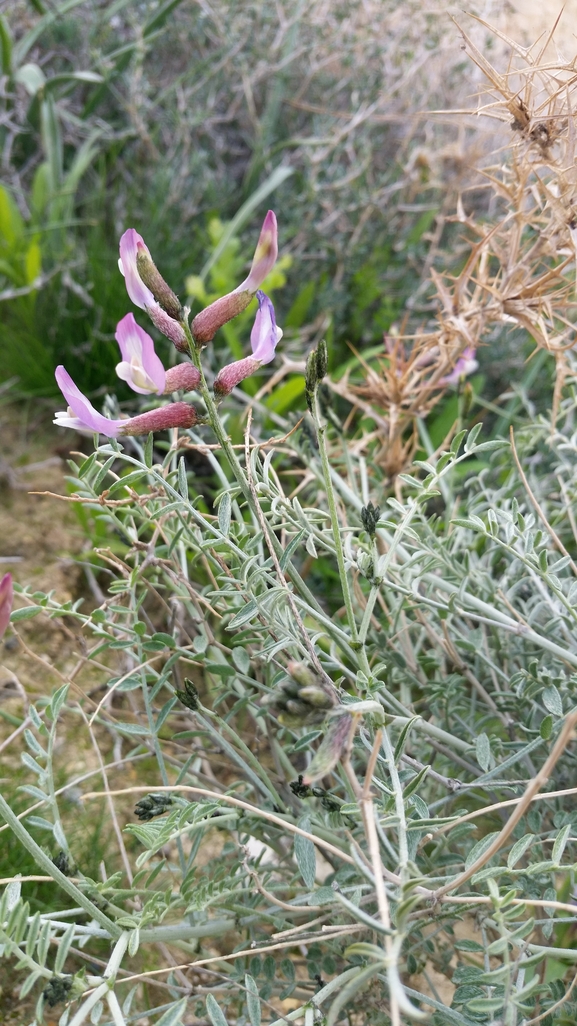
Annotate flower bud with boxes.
[136,244,183,320]
[298,685,335,709]
[316,339,328,380]
[214,356,260,397]
[360,501,381,538]
[236,210,278,293]
[191,290,253,346]
[174,677,199,710]
[164,363,201,393]
[287,661,316,689]
[119,402,197,436]
[134,793,174,821]
[148,305,189,352]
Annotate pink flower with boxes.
[213,291,282,397]
[119,231,188,352]
[54,367,125,437]
[235,210,278,294]
[0,573,13,640]
[118,230,156,311]
[115,314,166,395]
[191,211,279,345]
[250,290,283,363]
[54,367,198,436]
[441,347,478,386]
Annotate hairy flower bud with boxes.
[164,363,201,393]
[119,402,197,436]
[214,356,260,397]
[136,244,183,320]
[148,305,189,352]
[191,291,253,345]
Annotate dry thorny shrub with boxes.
[327,13,577,478]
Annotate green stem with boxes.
[0,793,121,938]
[312,393,359,646]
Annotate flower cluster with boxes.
[54,212,282,438]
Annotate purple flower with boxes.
[441,347,478,386]
[0,573,13,640]
[115,314,166,395]
[250,290,282,363]
[54,367,198,437]
[191,211,279,345]
[213,291,282,397]
[119,231,188,352]
[235,210,278,294]
[118,230,156,311]
[54,367,125,437]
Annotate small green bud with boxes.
[298,685,335,709]
[52,850,73,876]
[361,501,381,538]
[43,977,73,1008]
[175,678,199,710]
[305,349,318,413]
[316,339,328,380]
[135,793,174,821]
[287,661,316,689]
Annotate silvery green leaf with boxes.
[507,833,534,870]
[475,732,491,772]
[305,533,318,557]
[465,831,500,871]
[54,924,76,974]
[5,880,21,911]
[156,997,188,1025]
[206,993,229,1026]
[50,684,70,720]
[552,823,571,865]
[218,491,231,536]
[542,684,563,716]
[294,816,316,888]
[90,1000,103,1023]
[245,973,261,1026]
[24,729,46,758]
[178,457,187,499]
[232,646,250,673]
[226,600,258,629]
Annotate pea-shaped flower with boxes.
[213,291,282,397]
